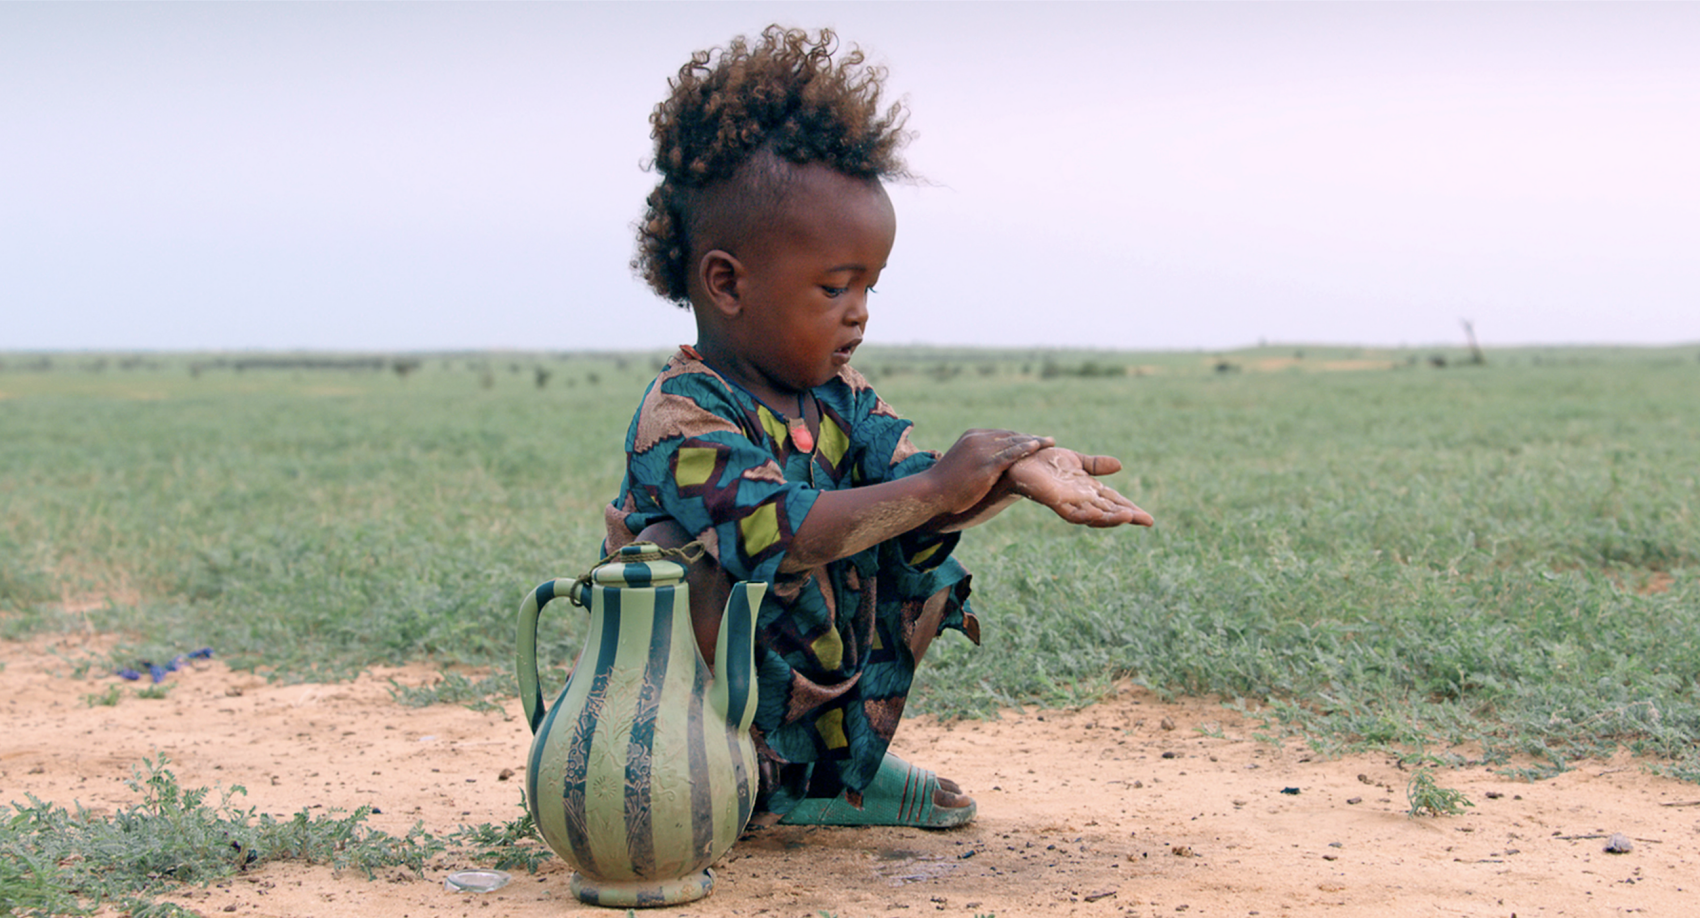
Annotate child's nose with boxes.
[845,292,869,326]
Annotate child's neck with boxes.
[683,342,807,415]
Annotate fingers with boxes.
[972,436,1155,527]
[1062,453,1150,525]
[968,429,1050,465]
[998,434,1055,463]
[1081,505,1154,528]
[960,430,1051,454]
[1018,446,1121,476]
[1076,453,1124,477]
[1093,486,1154,527]
[1099,503,1155,528]
[1053,502,1133,528]
[1046,487,1155,528]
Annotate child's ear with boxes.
[699,250,744,317]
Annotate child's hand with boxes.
[1008,448,1154,528]
[787,429,1051,569]
[930,429,1054,513]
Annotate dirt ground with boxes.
[4,633,1698,918]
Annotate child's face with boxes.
[717,164,895,399]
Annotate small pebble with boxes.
[1605,833,1634,854]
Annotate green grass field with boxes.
[4,345,1698,779]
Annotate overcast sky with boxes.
[4,2,1697,353]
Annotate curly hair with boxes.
[634,25,910,306]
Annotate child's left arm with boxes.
[926,447,1154,532]
[1009,448,1153,527]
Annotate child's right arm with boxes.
[777,429,1052,572]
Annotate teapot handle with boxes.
[517,579,578,735]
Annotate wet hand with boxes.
[1008,449,1154,528]
[932,429,1054,513]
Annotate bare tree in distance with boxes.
[1461,319,1486,366]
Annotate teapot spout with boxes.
[708,582,765,730]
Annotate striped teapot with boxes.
[516,543,765,907]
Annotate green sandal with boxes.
[780,754,976,828]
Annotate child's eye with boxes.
[822,286,848,298]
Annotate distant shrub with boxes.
[1042,359,1127,379]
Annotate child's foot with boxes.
[932,773,973,810]
[779,754,976,828]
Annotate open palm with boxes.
[1008,449,1154,528]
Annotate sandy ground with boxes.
[4,633,1698,918]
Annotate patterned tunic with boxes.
[605,349,977,812]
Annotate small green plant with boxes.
[0,755,443,915]
[136,682,174,700]
[444,797,551,873]
[46,646,98,679]
[386,670,512,717]
[1406,769,1474,817]
[82,683,121,707]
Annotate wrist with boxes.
[919,463,974,514]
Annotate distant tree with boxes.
[1461,319,1486,365]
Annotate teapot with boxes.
[516,543,766,907]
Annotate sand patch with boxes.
[3,632,1695,917]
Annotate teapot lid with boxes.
[590,543,688,587]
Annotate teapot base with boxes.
[570,868,714,908]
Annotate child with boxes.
[605,25,1153,829]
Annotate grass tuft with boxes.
[1406,769,1474,817]
[387,670,514,717]
[81,684,121,708]
[442,799,550,873]
[0,755,557,916]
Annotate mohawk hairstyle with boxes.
[634,25,910,306]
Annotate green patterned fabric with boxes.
[606,349,977,813]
